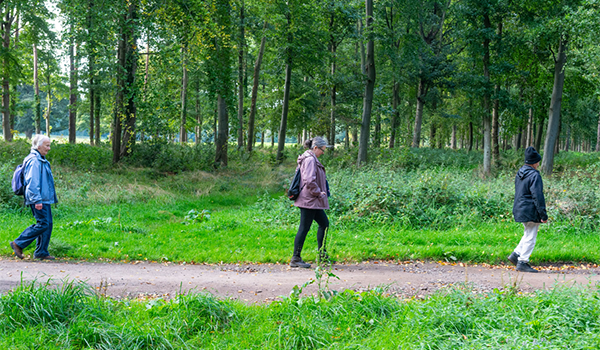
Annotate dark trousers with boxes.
[14,204,53,258]
[293,208,329,257]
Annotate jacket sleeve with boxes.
[301,157,322,197]
[24,158,42,204]
[530,173,548,221]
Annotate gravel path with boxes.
[1,258,598,303]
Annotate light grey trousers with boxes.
[514,222,540,262]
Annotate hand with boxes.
[320,192,326,197]
[35,204,43,210]
[541,219,547,223]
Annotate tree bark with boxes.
[195,77,201,144]
[357,0,375,165]
[180,44,188,143]
[215,94,229,166]
[491,21,502,165]
[120,1,138,158]
[276,13,293,163]
[44,73,51,137]
[389,80,399,148]
[33,43,41,135]
[468,121,473,151]
[2,11,12,141]
[451,125,457,149]
[541,37,567,175]
[247,21,267,152]
[596,113,600,151]
[482,13,492,175]
[69,29,78,144]
[412,79,426,148]
[95,92,100,144]
[237,1,245,149]
[88,0,95,145]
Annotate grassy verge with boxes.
[1,281,599,349]
[1,143,599,265]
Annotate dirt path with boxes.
[0,258,598,303]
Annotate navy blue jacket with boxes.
[512,165,547,223]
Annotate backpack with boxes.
[287,168,302,200]
[12,155,34,196]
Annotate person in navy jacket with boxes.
[10,135,58,260]
[507,147,548,273]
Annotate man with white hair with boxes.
[10,135,58,260]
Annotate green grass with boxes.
[1,280,600,349]
[1,144,600,265]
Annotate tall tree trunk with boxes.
[491,21,502,165]
[69,29,78,144]
[120,1,139,158]
[358,19,366,75]
[596,113,600,151]
[468,121,473,151]
[535,116,544,151]
[492,84,500,164]
[9,12,17,133]
[237,1,245,149]
[33,43,41,135]
[247,21,267,152]
[430,123,436,149]
[276,60,292,162]
[541,37,567,175]
[389,80,399,148]
[357,0,375,165]
[526,103,533,147]
[276,13,292,163]
[195,77,201,144]
[482,13,492,175]
[44,73,51,137]
[88,0,95,145]
[94,91,100,144]
[451,125,457,149]
[330,59,336,147]
[215,94,229,166]
[411,79,426,148]
[374,109,381,148]
[2,11,12,141]
[180,44,188,143]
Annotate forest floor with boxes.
[1,258,599,303]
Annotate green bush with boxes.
[125,141,215,173]
[46,142,113,171]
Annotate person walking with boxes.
[10,135,58,260]
[290,136,332,268]
[507,146,548,273]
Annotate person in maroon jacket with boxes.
[290,136,332,268]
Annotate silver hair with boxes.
[304,136,329,150]
[31,134,51,151]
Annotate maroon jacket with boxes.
[293,150,329,210]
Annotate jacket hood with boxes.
[517,165,537,180]
[297,150,316,166]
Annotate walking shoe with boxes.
[10,241,23,259]
[507,252,519,266]
[516,261,537,273]
[290,256,311,268]
[36,255,56,261]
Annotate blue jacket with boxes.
[512,165,547,223]
[23,150,58,205]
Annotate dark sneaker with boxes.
[507,252,519,266]
[290,256,311,268]
[36,255,56,261]
[516,261,537,273]
[10,241,23,259]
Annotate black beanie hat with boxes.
[525,146,541,164]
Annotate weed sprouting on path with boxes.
[1,280,600,349]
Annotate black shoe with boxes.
[290,256,311,268]
[10,241,23,259]
[516,261,537,273]
[507,252,519,266]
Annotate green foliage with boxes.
[46,142,113,171]
[124,142,216,173]
[182,209,211,225]
[4,282,600,348]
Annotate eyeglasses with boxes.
[320,147,326,152]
